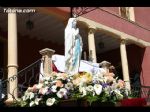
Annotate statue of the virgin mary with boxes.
[64,18,83,76]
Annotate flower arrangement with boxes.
[13,71,129,107]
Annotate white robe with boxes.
[64,18,83,76]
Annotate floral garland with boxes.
[13,71,129,107]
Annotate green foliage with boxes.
[85,95,100,105]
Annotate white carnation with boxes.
[46,98,56,106]
[86,85,94,92]
[56,88,67,98]
[65,82,73,90]
[51,85,57,93]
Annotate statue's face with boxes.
[72,19,77,28]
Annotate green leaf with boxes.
[86,95,99,106]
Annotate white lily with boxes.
[94,84,102,95]
[29,101,35,107]
[34,98,41,105]
[113,89,123,99]
[24,94,29,100]
[22,96,26,101]
[29,92,34,99]
[82,87,87,97]
[46,98,56,106]
[79,86,87,97]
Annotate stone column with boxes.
[7,12,18,100]
[88,27,97,63]
[120,39,131,90]
[39,48,55,77]
[129,7,135,21]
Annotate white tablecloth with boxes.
[52,54,104,74]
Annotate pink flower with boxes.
[27,87,33,92]
[55,80,64,87]
[72,78,81,86]
[104,73,115,77]
[39,87,48,95]
[32,84,38,92]
[106,76,114,83]
[117,80,125,88]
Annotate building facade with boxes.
[0,7,150,99]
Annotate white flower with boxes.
[114,89,124,100]
[86,85,94,92]
[34,98,41,105]
[79,86,87,97]
[104,87,110,95]
[125,89,129,96]
[44,81,49,85]
[56,88,67,98]
[44,76,50,81]
[24,94,29,100]
[97,77,107,83]
[65,82,73,90]
[114,89,121,94]
[29,101,35,107]
[94,84,102,95]
[51,85,57,93]
[22,96,27,101]
[46,98,56,106]
[29,92,34,99]
[2,94,5,99]
[79,85,83,93]
[82,88,87,97]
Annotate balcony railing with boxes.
[0,59,41,100]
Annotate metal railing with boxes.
[17,59,41,97]
[130,85,150,103]
[0,59,41,101]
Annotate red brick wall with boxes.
[81,9,150,42]
[53,7,150,42]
